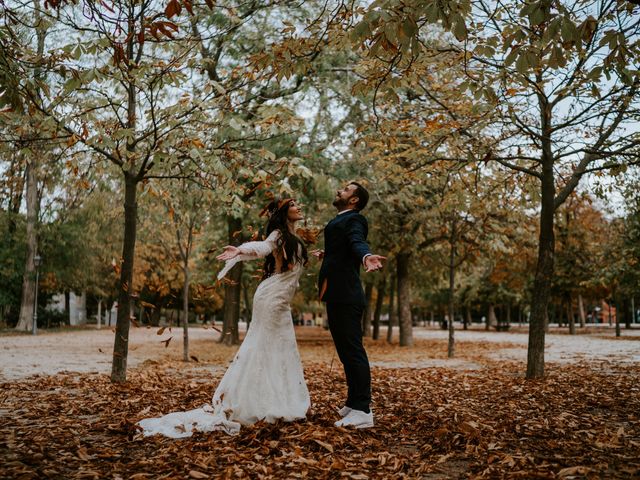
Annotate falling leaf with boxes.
[160,336,172,348]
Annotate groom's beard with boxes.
[333,197,348,210]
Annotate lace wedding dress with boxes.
[138,230,310,437]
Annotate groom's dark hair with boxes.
[349,182,369,211]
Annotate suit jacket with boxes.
[318,210,372,305]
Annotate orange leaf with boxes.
[165,0,181,18]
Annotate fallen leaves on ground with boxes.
[1,339,639,479]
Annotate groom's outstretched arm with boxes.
[346,215,372,261]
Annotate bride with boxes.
[138,198,311,437]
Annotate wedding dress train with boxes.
[138,230,310,437]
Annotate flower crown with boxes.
[259,198,293,218]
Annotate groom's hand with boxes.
[364,254,386,272]
[310,249,324,260]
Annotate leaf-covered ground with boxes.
[2,333,639,479]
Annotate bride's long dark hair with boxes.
[262,198,308,279]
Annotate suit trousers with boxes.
[326,302,371,413]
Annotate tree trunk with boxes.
[624,298,631,329]
[578,294,586,328]
[64,290,71,324]
[526,152,555,379]
[150,303,162,326]
[221,263,242,345]
[97,299,102,329]
[362,282,373,337]
[568,295,576,335]
[242,276,252,329]
[558,299,565,328]
[183,263,190,362]
[220,216,242,345]
[544,307,550,333]
[447,225,456,359]
[464,306,471,330]
[7,152,24,225]
[16,159,38,332]
[614,293,621,337]
[386,274,396,343]
[487,304,497,330]
[111,174,138,383]
[16,0,46,332]
[372,275,386,340]
[397,253,413,347]
[110,9,144,381]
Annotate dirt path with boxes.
[1,325,638,380]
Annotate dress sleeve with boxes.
[217,230,281,280]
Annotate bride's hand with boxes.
[216,246,241,261]
[310,249,324,260]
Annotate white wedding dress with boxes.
[138,230,310,437]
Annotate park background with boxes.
[1,0,640,478]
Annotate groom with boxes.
[317,182,385,429]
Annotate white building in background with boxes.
[49,291,87,325]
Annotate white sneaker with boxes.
[337,406,352,417]
[334,409,374,429]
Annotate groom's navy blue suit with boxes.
[319,210,372,413]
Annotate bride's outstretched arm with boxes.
[216,230,280,280]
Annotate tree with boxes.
[372,273,387,340]
[7,0,225,380]
[594,188,640,334]
[1,0,55,332]
[344,0,640,377]
[466,0,640,376]
[160,180,210,362]
[553,194,611,333]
